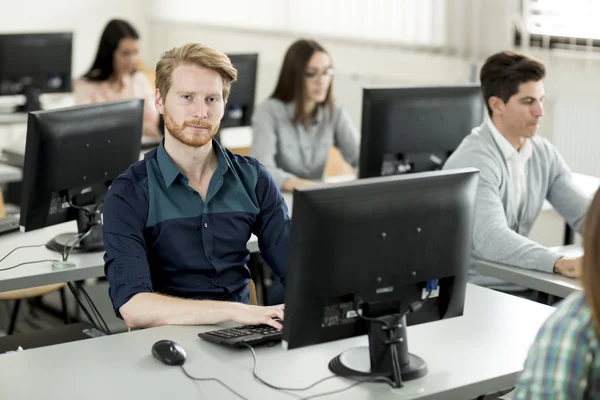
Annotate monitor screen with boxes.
[359,85,484,178]
[0,32,73,112]
[221,53,258,129]
[20,99,143,253]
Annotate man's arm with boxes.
[120,293,284,329]
[104,178,284,329]
[546,142,591,235]
[445,152,562,273]
[253,162,291,284]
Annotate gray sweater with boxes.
[251,99,359,188]
[443,122,590,290]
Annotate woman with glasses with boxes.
[512,189,599,398]
[251,39,359,192]
[74,19,160,141]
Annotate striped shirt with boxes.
[513,291,600,399]
[103,140,291,317]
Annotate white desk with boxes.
[0,163,22,183]
[0,284,554,399]
[0,112,27,125]
[476,245,583,298]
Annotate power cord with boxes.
[179,364,250,400]
[61,229,93,262]
[66,282,109,335]
[298,381,364,400]
[68,281,112,335]
[0,244,59,272]
[240,342,368,399]
[353,286,435,388]
[0,231,111,336]
[240,342,338,391]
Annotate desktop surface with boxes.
[476,245,583,298]
[0,284,554,400]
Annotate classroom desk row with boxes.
[0,283,554,400]
[0,171,578,399]
[476,245,583,298]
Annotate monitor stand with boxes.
[15,86,42,113]
[46,206,104,255]
[328,314,427,388]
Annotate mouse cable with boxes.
[240,342,340,392]
[179,365,250,400]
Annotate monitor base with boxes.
[46,232,104,254]
[329,346,427,383]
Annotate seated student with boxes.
[74,19,161,141]
[443,51,589,293]
[251,39,359,192]
[103,43,289,330]
[512,189,599,398]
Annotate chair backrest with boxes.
[248,279,258,306]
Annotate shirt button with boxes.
[208,256,213,261]
[204,223,208,228]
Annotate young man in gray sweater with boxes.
[443,51,589,292]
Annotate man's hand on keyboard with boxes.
[229,304,284,330]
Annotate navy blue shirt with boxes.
[103,140,291,317]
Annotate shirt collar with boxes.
[156,139,234,188]
[487,119,532,163]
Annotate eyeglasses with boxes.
[303,68,335,81]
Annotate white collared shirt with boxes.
[487,119,533,218]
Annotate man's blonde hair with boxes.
[155,43,238,102]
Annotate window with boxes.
[152,0,446,48]
[517,0,600,50]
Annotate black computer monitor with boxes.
[221,53,258,129]
[282,168,478,387]
[0,32,73,113]
[157,53,258,138]
[359,84,484,178]
[20,99,143,255]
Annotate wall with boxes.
[1,1,149,78]
[146,20,473,130]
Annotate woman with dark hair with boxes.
[251,39,359,192]
[512,190,600,398]
[74,19,160,140]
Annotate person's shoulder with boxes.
[530,134,559,158]
[222,145,274,183]
[256,98,288,115]
[109,152,152,195]
[131,70,152,86]
[444,124,500,170]
[73,77,100,92]
[330,102,349,119]
[539,291,595,342]
[223,146,260,172]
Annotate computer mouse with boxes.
[151,340,187,366]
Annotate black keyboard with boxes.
[198,321,283,347]
[0,215,19,236]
